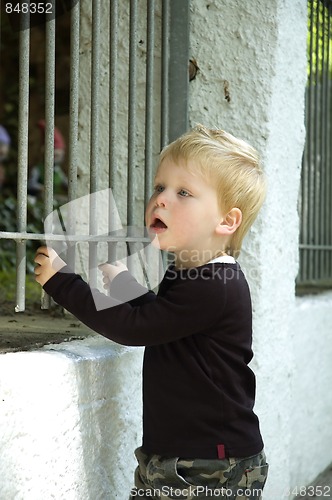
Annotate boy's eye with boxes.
[154,185,164,193]
[178,189,190,197]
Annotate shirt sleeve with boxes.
[43,266,226,347]
[109,271,157,306]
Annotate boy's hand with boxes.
[34,246,66,286]
[98,261,128,289]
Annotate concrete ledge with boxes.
[0,335,143,499]
[0,314,94,353]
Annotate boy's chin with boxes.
[149,235,174,253]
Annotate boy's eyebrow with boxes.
[153,175,200,191]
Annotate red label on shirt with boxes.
[217,444,226,459]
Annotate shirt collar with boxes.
[207,255,236,264]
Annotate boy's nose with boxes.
[155,191,167,207]
[155,198,166,208]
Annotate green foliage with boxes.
[307,0,332,81]
[0,270,41,303]
[0,194,44,273]
[0,194,45,306]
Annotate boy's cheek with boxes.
[144,205,151,225]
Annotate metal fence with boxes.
[0,0,190,311]
[298,0,332,289]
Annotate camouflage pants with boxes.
[129,447,268,500]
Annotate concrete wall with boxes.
[1,1,332,499]
[0,336,143,499]
[291,292,332,488]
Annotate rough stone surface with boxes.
[291,292,332,488]
[0,314,93,353]
[0,337,143,499]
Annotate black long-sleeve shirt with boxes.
[44,259,264,459]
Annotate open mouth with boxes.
[150,217,168,232]
[151,217,167,228]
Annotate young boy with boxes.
[34,125,268,499]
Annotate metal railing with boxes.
[298,0,332,289]
[0,0,190,311]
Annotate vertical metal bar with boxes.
[328,7,332,281]
[304,0,316,284]
[44,14,56,218]
[127,0,138,229]
[144,0,155,207]
[142,0,157,288]
[160,0,190,273]
[323,1,331,282]
[127,0,138,273]
[160,0,170,149]
[68,4,80,205]
[0,0,2,71]
[301,0,314,283]
[15,19,30,313]
[320,1,326,281]
[41,9,56,309]
[160,0,170,274]
[66,0,80,269]
[311,0,320,283]
[109,0,118,190]
[89,0,101,287]
[306,0,316,281]
[108,0,119,264]
[90,0,100,196]
[168,0,190,143]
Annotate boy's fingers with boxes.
[34,253,49,265]
[34,264,44,276]
[34,249,65,271]
[98,262,114,270]
[36,245,50,257]
[98,260,123,269]
[35,246,59,265]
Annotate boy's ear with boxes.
[216,208,242,236]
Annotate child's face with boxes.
[145,157,225,267]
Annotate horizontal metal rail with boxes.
[300,244,332,250]
[0,232,150,243]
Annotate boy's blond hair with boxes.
[159,124,266,258]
